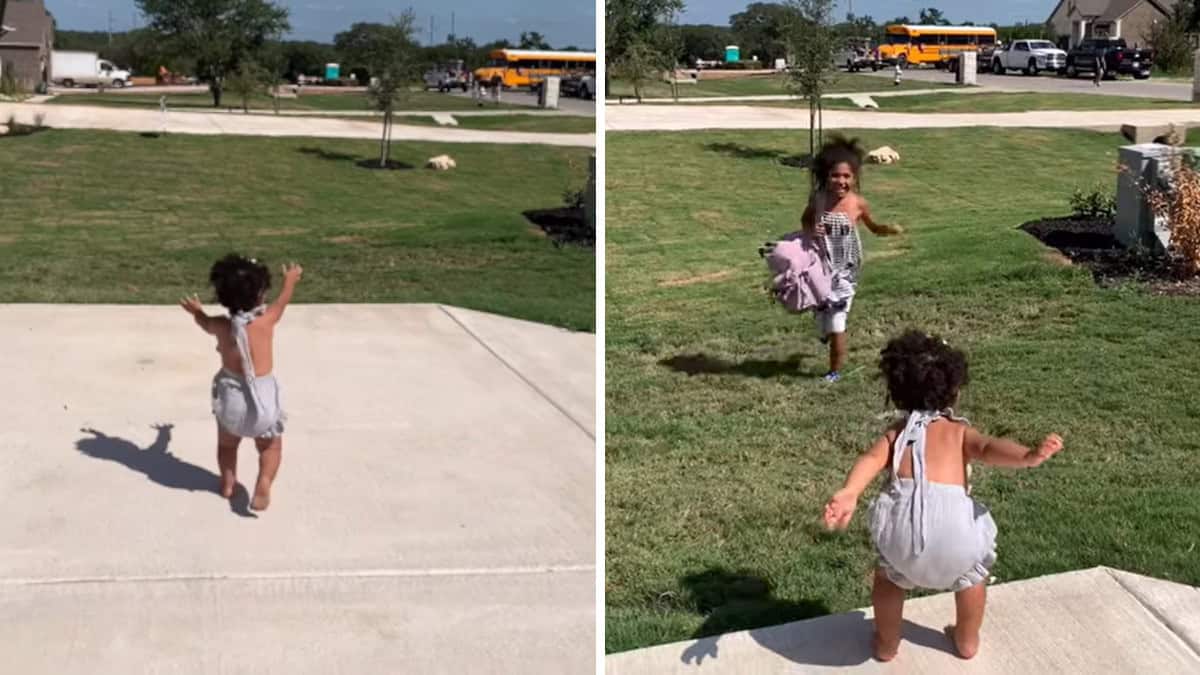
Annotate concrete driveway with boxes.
[607,567,1200,674]
[0,304,595,674]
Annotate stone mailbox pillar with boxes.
[1116,143,1176,253]
[1193,50,1200,103]
[959,52,977,86]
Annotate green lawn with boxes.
[0,129,594,331]
[815,91,1200,113]
[605,127,1200,653]
[47,89,517,111]
[608,73,950,99]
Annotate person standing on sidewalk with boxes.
[1093,53,1105,87]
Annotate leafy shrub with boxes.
[1070,184,1116,219]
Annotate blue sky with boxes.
[681,0,1058,26]
[46,0,596,48]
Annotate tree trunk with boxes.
[808,98,816,165]
[379,108,390,167]
[210,79,223,108]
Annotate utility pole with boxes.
[430,16,434,45]
[107,10,113,45]
[451,12,455,40]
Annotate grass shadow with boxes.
[703,142,812,169]
[75,424,255,518]
[297,146,360,162]
[677,567,956,667]
[660,353,819,378]
[524,207,595,247]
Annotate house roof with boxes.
[1050,0,1177,22]
[0,0,52,48]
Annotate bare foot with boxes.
[872,631,900,662]
[946,624,979,660]
[251,480,271,511]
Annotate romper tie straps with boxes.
[231,305,268,417]
[892,409,971,555]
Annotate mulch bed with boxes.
[1020,216,1200,296]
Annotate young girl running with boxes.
[801,136,904,382]
[180,254,303,512]
[823,330,1064,661]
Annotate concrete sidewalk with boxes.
[0,304,595,673]
[606,105,1200,132]
[606,567,1200,674]
[0,102,595,147]
[609,87,995,105]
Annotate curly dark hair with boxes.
[209,254,270,313]
[879,330,969,412]
[811,134,865,193]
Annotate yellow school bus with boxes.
[878,25,997,68]
[473,49,597,89]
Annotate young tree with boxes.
[224,59,268,112]
[136,0,289,107]
[345,14,419,168]
[607,0,686,63]
[612,38,666,101]
[786,0,839,165]
[1150,3,1194,74]
[918,7,950,26]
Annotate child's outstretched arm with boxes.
[965,428,1064,468]
[860,199,904,236]
[264,262,303,324]
[180,294,215,334]
[823,433,892,530]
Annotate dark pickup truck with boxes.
[1065,38,1152,79]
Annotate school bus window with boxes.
[885,33,908,45]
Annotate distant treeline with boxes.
[54,29,590,80]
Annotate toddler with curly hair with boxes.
[822,330,1064,661]
[180,254,303,511]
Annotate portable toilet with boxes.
[725,45,740,63]
[324,63,340,81]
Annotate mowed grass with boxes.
[0,129,594,331]
[608,73,950,99]
[605,127,1200,652]
[816,91,1200,113]
[47,89,516,111]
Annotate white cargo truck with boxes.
[51,50,133,88]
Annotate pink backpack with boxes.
[762,232,833,314]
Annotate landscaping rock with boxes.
[425,155,457,171]
[868,146,900,164]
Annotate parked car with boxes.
[946,43,1000,74]
[51,50,133,88]
[840,38,880,72]
[559,74,595,99]
[990,39,1067,75]
[1065,38,1152,79]
[423,60,471,92]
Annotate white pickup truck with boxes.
[989,39,1067,76]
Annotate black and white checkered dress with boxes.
[820,211,862,301]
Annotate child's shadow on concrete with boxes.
[677,568,956,667]
[76,424,255,518]
[660,353,821,378]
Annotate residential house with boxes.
[1048,0,1178,49]
[0,0,53,91]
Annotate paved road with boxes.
[0,304,595,674]
[859,66,1193,100]
[607,104,1200,132]
[444,88,597,115]
[0,102,595,147]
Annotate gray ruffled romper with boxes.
[210,306,286,439]
[867,410,996,592]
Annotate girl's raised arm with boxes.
[964,428,1064,468]
[264,263,303,324]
